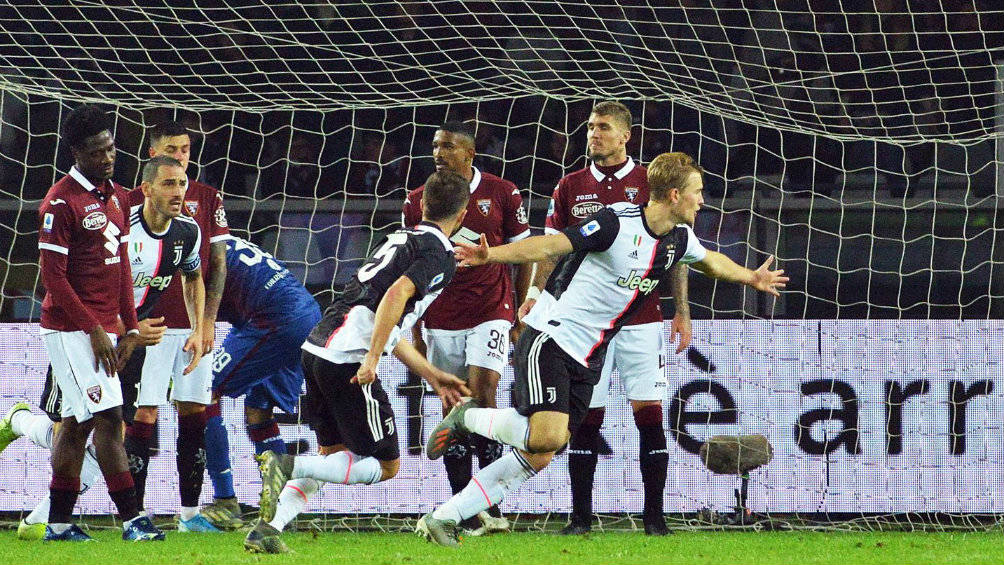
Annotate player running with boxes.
[418,152,788,547]
[243,170,472,553]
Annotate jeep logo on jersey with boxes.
[625,187,639,202]
[82,211,107,230]
[134,273,174,291]
[185,201,199,216]
[477,199,492,216]
[616,269,659,295]
[571,201,603,218]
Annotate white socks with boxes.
[432,451,537,524]
[10,410,54,448]
[269,478,319,531]
[463,407,529,451]
[291,451,383,486]
[180,506,199,521]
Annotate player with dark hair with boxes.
[197,236,322,530]
[243,170,473,554]
[403,120,532,534]
[418,152,788,547]
[122,120,231,529]
[521,101,692,535]
[35,104,163,541]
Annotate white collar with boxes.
[415,223,453,251]
[469,167,482,194]
[589,157,636,182]
[69,166,105,193]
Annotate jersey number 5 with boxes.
[357,233,407,282]
[233,238,282,271]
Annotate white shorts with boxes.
[136,331,213,406]
[589,322,667,408]
[42,330,123,422]
[424,319,512,378]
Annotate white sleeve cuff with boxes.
[39,242,69,255]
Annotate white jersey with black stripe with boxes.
[524,202,707,370]
[127,204,202,320]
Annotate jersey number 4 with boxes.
[358,232,407,282]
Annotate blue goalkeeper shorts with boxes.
[212,299,321,413]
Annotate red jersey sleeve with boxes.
[38,200,100,333]
[207,191,230,243]
[501,183,530,242]
[402,189,422,228]
[544,181,567,234]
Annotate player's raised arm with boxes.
[692,252,788,297]
[455,232,573,267]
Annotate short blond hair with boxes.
[590,100,632,131]
[648,152,703,202]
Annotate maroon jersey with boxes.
[545,158,662,325]
[403,168,529,330]
[127,179,230,329]
[38,167,138,334]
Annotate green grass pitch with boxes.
[1,529,1000,565]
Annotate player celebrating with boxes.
[419,152,788,547]
[403,121,532,534]
[123,121,229,530]
[243,170,472,554]
[35,104,163,541]
[199,236,322,530]
[523,101,691,535]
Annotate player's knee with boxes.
[378,459,399,481]
[526,428,568,454]
[133,406,158,424]
[318,444,346,456]
[176,401,206,416]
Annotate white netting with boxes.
[0,1,1002,531]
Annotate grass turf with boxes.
[0,529,1000,565]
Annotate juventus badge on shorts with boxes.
[477,199,492,216]
[86,385,102,403]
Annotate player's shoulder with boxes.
[408,224,452,253]
[173,212,200,231]
[42,176,80,204]
[404,185,425,206]
[129,203,143,224]
[186,179,221,199]
[559,166,595,187]
[478,171,519,194]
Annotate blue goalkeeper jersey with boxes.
[218,236,316,327]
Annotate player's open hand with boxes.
[182,333,205,375]
[430,371,470,409]
[89,326,117,376]
[669,310,692,354]
[453,233,489,268]
[751,255,789,297]
[115,332,141,372]
[137,316,166,346]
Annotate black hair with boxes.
[149,120,190,144]
[142,155,184,183]
[438,121,476,146]
[62,105,111,150]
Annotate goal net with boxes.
[0,2,1001,532]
